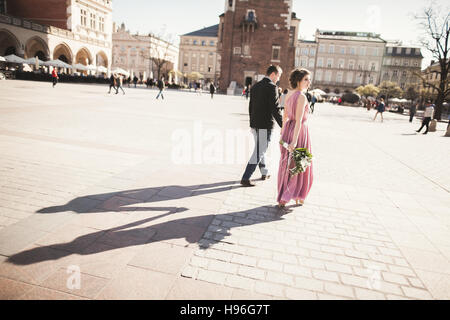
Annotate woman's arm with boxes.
[288,94,306,152]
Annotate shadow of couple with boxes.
[7,180,293,266]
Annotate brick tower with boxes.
[218,0,300,93]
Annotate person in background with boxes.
[108,73,116,94]
[409,103,417,123]
[416,100,434,134]
[156,77,165,100]
[133,76,138,88]
[52,67,59,88]
[116,75,125,95]
[279,89,289,111]
[373,98,386,122]
[209,82,216,99]
[310,94,317,113]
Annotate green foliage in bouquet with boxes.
[280,140,313,176]
[290,148,313,176]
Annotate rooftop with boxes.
[182,24,219,37]
[316,29,386,43]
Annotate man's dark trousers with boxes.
[417,117,431,133]
[242,128,272,181]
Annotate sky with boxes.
[112,0,449,69]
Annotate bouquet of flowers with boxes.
[280,140,313,176]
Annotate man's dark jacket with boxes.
[248,77,282,129]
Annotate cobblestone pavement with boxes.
[0,80,449,300]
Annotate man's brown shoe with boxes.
[241,180,255,187]
[261,175,271,181]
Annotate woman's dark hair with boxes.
[289,68,310,89]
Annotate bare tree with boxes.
[414,3,449,120]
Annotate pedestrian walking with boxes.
[116,75,125,95]
[133,76,138,88]
[240,65,283,187]
[279,89,289,110]
[209,82,216,99]
[52,67,59,88]
[373,98,386,122]
[245,85,251,100]
[156,78,165,100]
[416,101,434,134]
[277,68,313,208]
[310,94,317,114]
[108,74,116,94]
[409,103,417,122]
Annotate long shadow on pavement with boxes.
[36,181,238,214]
[7,205,287,266]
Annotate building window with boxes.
[246,10,256,22]
[316,70,323,81]
[201,41,206,46]
[393,70,398,77]
[81,9,87,26]
[338,59,344,69]
[193,40,198,45]
[387,47,393,54]
[317,58,323,67]
[301,57,307,67]
[301,48,308,55]
[370,62,376,71]
[295,57,299,67]
[184,63,188,67]
[329,45,334,54]
[404,60,409,66]
[309,59,314,68]
[210,41,215,46]
[360,47,366,56]
[272,45,281,61]
[0,0,6,14]
[346,72,353,83]
[336,72,343,83]
[327,58,333,68]
[310,48,316,56]
[99,16,105,32]
[348,60,354,69]
[325,71,332,82]
[90,13,96,29]
[319,44,325,53]
[340,46,346,54]
[350,47,356,55]
[234,47,241,55]
[243,45,250,55]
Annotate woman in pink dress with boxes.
[277,68,313,208]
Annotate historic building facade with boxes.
[218,0,300,93]
[111,23,179,81]
[178,24,221,84]
[295,40,317,77]
[0,0,113,73]
[311,30,386,93]
[380,42,423,91]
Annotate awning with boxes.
[44,59,73,68]
[4,54,26,64]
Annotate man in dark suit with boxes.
[241,65,283,187]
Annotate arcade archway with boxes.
[75,47,93,66]
[0,29,21,56]
[25,36,50,60]
[53,42,73,64]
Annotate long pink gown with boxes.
[277,90,313,204]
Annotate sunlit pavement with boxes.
[0,79,449,299]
